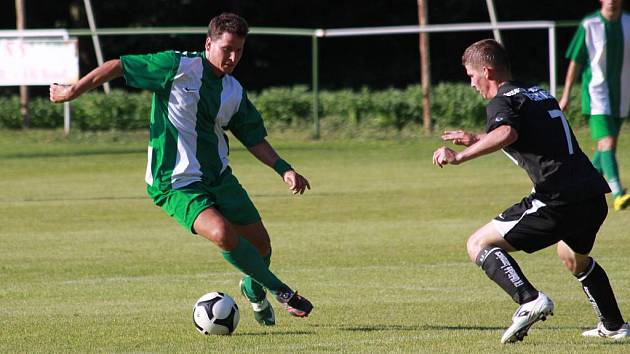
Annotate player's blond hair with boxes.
[462,39,511,73]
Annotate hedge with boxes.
[0,83,584,132]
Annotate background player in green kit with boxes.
[50,12,313,325]
[559,0,630,211]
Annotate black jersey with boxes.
[485,82,610,204]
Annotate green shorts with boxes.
[147,172,261,233]
[588,114,624,140]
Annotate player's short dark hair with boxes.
[207,12,249,40]
[462,39,511,73]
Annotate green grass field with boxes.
[1,129,629,353]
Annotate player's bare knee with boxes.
[560,257,578,274]
[597,136,616,150]
[466,236,484,262]
[203,223,237,250]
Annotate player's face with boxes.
[600,0,622,14]
[465,64,491,100]
[205,32,245,76]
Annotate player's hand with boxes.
[558,96,569,112]
[432,146,460,168]
[441,130,476,146]
[283,170,311,195]
[49,83,75,103]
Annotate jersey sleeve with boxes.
[227,91,268,147]
[485,96,521,133]
[120,51,179,94]
[565,22,588,66]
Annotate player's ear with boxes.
[205,37,212,50]
[484,66,496,80]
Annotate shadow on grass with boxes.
[236,330,315,337]
[317,324,505,332]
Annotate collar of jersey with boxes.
[202,51,225,81]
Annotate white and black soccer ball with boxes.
[192,292,240,335]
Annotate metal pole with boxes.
[63,31,72,136]
[312,32,320,139]
[15,0,30,128]
[64,102,71,135]
[548,26,557,97]
[418,0,431,135]
[485,0,503,44]
[83,0,110,93]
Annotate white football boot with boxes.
[501,292,554,344]
[582,322,630,340]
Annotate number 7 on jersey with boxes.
[548,109,574,155]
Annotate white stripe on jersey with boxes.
[502,149,519,165]
[584,16,610,115]
[167,56,204,189]
[492,199,546,237]
[145,146,154,185]
[214,76,243,174]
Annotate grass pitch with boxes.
[1,129,629,353]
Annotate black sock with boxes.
[576,258,625,331]
[476,246,539,305]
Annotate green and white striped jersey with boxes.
[121,50,267,191]
[566,11,630,118]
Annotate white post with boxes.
[548,26,557,97]
[64,102,70,136]
[485,0,502,44]
[83,0,110,94]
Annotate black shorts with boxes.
[491,195,608,254]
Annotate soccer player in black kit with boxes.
[432,39,629,343]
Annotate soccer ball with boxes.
[192,292,240,335]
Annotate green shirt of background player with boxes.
[50,12,313,325]
[559,0,630,211]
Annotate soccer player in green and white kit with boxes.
[559,0,630,211]
[50,12,313,325]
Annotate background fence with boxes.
[1,20,578,136]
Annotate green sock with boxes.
[241,251,272,302]
[592,151,603,175]
[222,237,286,294]
[600,149,624,197]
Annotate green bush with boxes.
[0,84,585,133]
[431,82,487,129]
[0,96,22,129]
[72,90,144,130]
[250,86,311,127]
[319,87,373,125]
[29,97,64,128]
[370,88,420,132]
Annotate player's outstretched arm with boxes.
[441,130,485,146]
[558,60,581,112]
[433,125,517,167]
[50,59,123,103]
[247,139,311,195]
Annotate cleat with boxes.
[239,279,275,326]
[501,292,554,344]
[582,322,630,340]
[613,193,630,211]
[275,289,313,317]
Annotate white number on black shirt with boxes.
[548,109,574,155]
